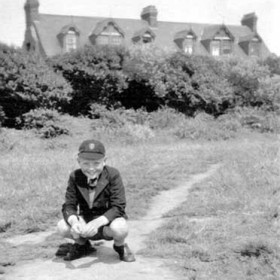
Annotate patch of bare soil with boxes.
[2,164,220,280]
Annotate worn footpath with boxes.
[3,164,220,280]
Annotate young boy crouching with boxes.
[56,139,135,262]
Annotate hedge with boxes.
[1,43,279,129]
[0,43,72,127]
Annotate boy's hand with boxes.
[71,222,85,235]
[67,215,79,226]
[82,220,99,237]
[82,216,109,237]
[67,215,86,238]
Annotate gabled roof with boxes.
[174,28,197,41]
[30,13,270,58]
[58,24,81,36]
[90,18,125,37]
[201,24,235,41]
[34,14,147,56]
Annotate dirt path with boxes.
[4,164,220,280]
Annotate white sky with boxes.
[0,0,279,55]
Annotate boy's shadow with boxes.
[52,242,121,269]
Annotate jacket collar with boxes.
[94,171,109,199]
[76,168,109,206]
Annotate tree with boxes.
[0,43,72,127]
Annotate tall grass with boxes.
[0,124,215,236]
[0,113,279,275]
[142,136,280,279]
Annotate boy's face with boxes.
[78,157,106,179]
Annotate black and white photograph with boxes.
[0,0,279,279]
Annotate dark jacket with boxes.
[62,166,127,224]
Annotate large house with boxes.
[23,0,270,58]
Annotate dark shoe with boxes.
[55,243,73,257]
[113,243,136,262]
[63,241,96,261]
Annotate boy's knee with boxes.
[57,219,70,237]
[109,217,128,237]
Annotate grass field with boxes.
[0,117,279,279]
[142,135,280,279]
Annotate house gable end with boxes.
[56,24,81,53]
[57,24,81,37]
[201,24,235,56]
[202,24,235,41]
[173,28,197,54]
[89,19,125,46]
[90,19,125,37]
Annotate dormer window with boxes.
[174,29,197,54]
[239,33,262,57]
[132,28,156,44]
[65,29,77,52]
[97,23,123,45]
[183,35,195,54]
[90,20,125,46]
[142,32,153,43]
[249,37,260,56]
[211,37,232,56]
[57,25,80,53]
[201,25,234,57]
[211,33,233,56]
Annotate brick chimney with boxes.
[241,13,258,32]
[24,0,39,28]
[141,5,158,28]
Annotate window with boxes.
[65,30,77,52]
[142,32,153,43]
[132,28,155,44]
[96,23,123,45]
[211,40,220,56]
[183,35,195,54]
[222,40,232,54]
[97,35,109,45]
[249,38,260,56]
[211,38,233,56]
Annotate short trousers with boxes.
[88,225,113,241]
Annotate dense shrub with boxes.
[262,54,280,76]
[0,106,5,126]
[2,42,279,127]
[18,109,70,138]
[90,104,186,131]
[184,55,234,115]
[50,44,280,118]
[90,105,154,144]
[174,112,241,141]
[148,107,185,130]
[256,76,280,112]
[121,45,171,111]
[0,43,72,127]
[50,45,128,115]
[222,57,271,108]
[231,107,280,133]
[123,49,234,116]
[90,104,149,128]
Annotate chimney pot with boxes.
[141,5,158,28]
